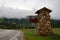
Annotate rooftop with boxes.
[35,7,52,14]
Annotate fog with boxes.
[0,0,60,20]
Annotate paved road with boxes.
[0,29,24,40]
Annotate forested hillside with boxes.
[0,17,60,29]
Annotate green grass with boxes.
[21,28,60,40]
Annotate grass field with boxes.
[21,28,60,40]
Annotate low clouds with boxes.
[0,0,60,20]
[0,0,37,10]
[0,6,33,18]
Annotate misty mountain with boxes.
[0,6,33,18]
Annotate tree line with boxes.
[0,17,60,29]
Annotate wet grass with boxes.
[21,28,60,40]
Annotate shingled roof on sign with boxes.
[35,7,52,14]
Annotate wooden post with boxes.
[35,7,53,36]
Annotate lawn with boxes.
[21,28,60,40]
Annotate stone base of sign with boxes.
[35,7,53,36]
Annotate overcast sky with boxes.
[0,0,60,20]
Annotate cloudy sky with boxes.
[0,0,60,20]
